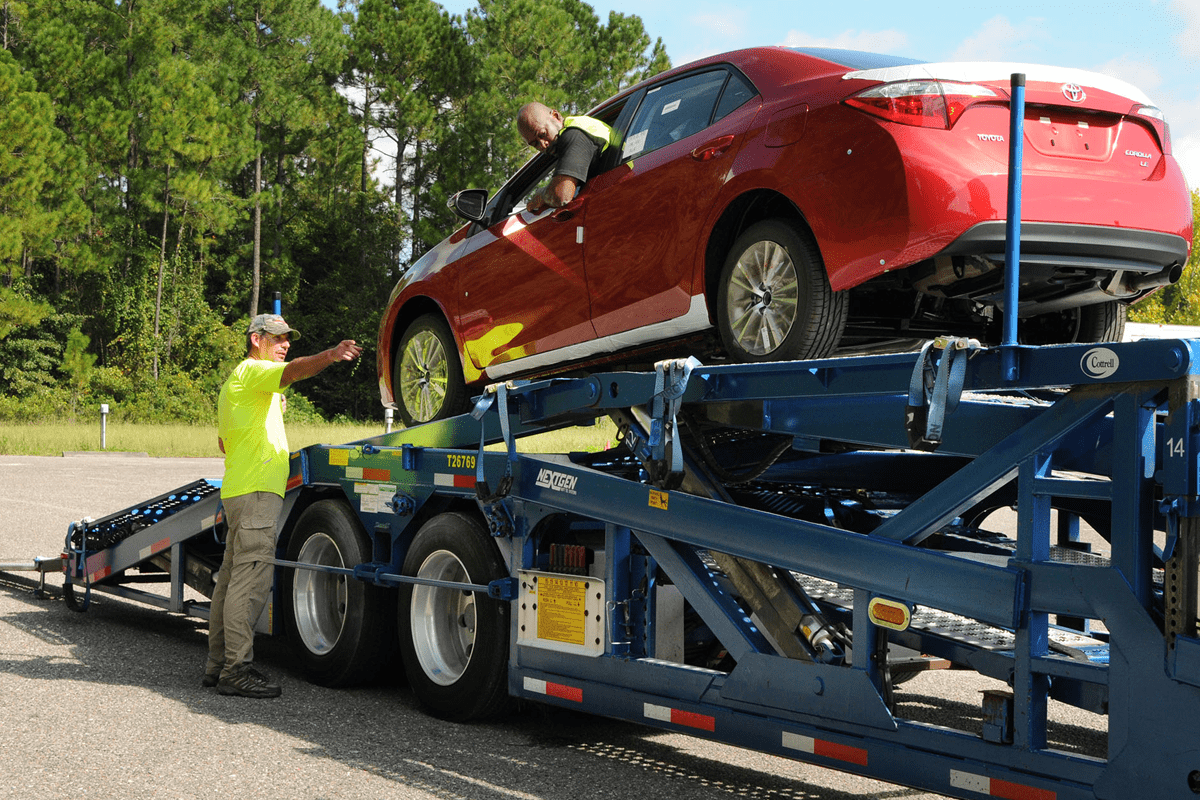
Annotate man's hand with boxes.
[332,340,362,362]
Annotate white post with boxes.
[384,408,394,434]
[100,403,109,450]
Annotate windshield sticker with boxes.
[661,99,681,115]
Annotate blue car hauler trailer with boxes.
[11,333,1200,800]
[6,77,1200,798]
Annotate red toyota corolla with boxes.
[378,47,1194,425]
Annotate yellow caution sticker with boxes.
[649,490,669,510]
[328,449,350,467]
[536,576,588,646]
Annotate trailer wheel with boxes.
[398,512,510,721]
[717,219,846,362]
[394,314,468,426]
[283,499,395,687]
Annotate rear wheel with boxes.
[283,500,395,687]
[394,314,468,426]
[717,219,846,362]
[398,512,511,721]
[1020,301,1126,344]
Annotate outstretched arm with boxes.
[280,340,362,388]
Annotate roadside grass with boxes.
[0,418,617,457]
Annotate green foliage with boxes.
[1129,188,1200,325]
[1,0,669,423]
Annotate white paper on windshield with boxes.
[661,99,681,114]
[623,129,648,158]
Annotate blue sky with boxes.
[418,0,1200,192]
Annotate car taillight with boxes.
[844,80,1001,129]
[1132,104,1171,154]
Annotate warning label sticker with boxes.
[536,576,588,646]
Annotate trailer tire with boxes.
[282,499,395,687]
[717,219,846,362]
[398,512,511,721]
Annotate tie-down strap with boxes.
[905,337,980,451]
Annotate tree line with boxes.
[0,0,668,423]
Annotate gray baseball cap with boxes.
[247,313,300,340]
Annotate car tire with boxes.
[394,314,468,426]
[717,219,846,362]
[282,499,396,687]
[1020,301,1127,345]
[398,512,511,722]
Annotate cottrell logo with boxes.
[1080,347,1119,379]
[535,468,578,495]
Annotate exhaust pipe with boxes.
[1128,263,1183,292]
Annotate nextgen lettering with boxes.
[535,468,578,495]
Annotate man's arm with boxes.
[527,175,580,213]
[280,340,362,388]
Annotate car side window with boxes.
[621,70,730,160]
[713,70,757,122]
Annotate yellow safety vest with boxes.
[562,115,620,153]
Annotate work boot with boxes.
[201,671,220,688]
[217,664,282,698]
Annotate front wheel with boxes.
[398,512,511,721]
[393,314,468,426]
[282,500,395,687]
[717,219,846,362]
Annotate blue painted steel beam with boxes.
[509,454,1025,629]
[872,388,1116,545]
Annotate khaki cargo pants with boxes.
[206,491,283,679]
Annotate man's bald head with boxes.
[516,102,564,152]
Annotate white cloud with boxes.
[780,28,909,55]
[1175,132,1200,193]
[1091,56,1163,97]
[948,15,1050,62]
[1174,0,1200,59]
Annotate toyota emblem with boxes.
[1062,83,1086,103]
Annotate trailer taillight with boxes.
[845,80,1001,129]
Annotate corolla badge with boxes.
[1062,83,1086,103]
[1081,347,1119,379]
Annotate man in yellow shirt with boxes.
[204,313,361,698]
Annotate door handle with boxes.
[691,135,736,161]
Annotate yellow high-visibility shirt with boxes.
[217,358,288,499]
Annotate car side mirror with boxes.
[448,188,489,222]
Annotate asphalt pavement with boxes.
[0,454,1105,800]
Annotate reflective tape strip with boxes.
[782,732,868,766]
[644,703,715,732]
[523,677,583,703]
[434,473,476,488]
[345,467,392,481]
[950,770,1056,800]
[139,537,172,561]
[286,474,303,491]
[88,566,112,583]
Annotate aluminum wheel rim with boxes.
[293,533,348,656]
[726,239,800,356]
[400,330,449,423]
[410,550,476,686]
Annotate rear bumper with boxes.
[939,220,1189,275]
